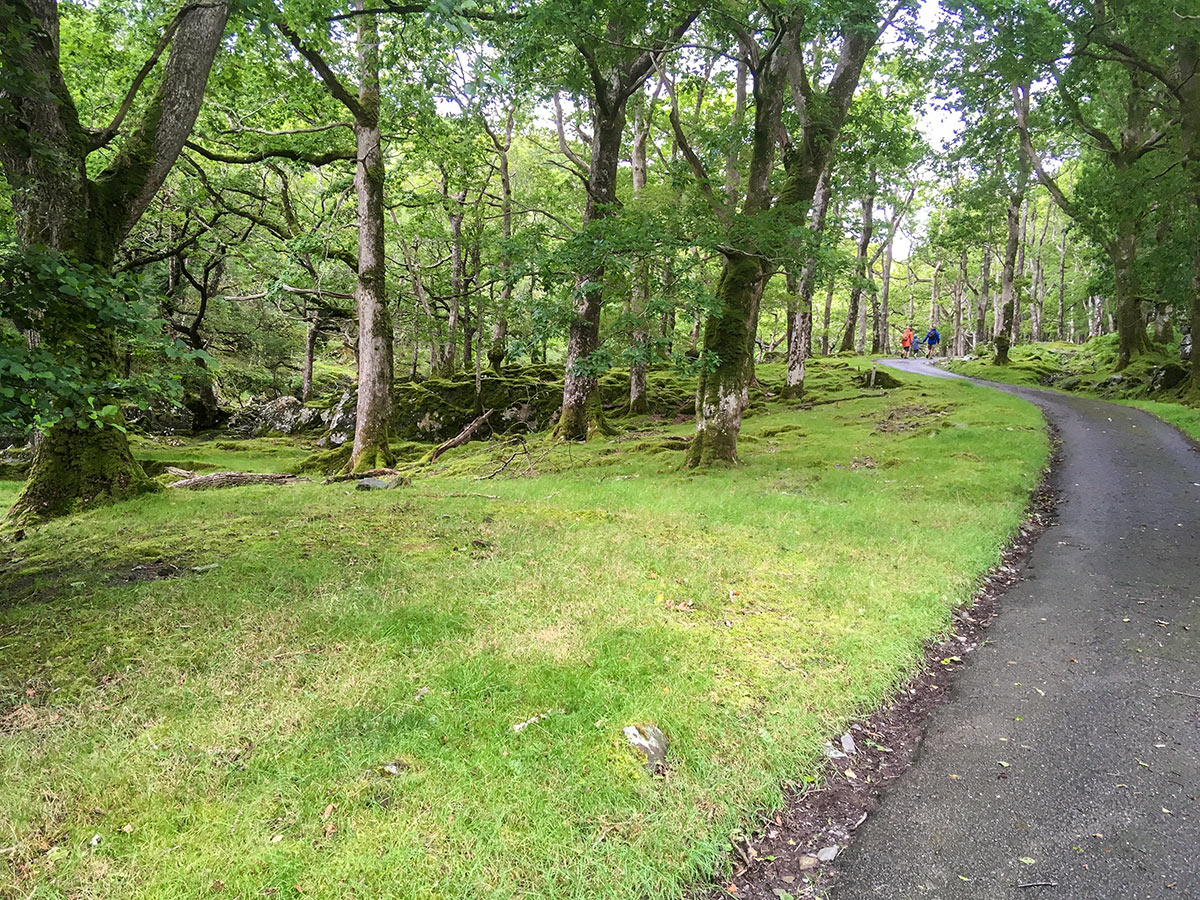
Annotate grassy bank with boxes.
[1,363,1047,900]
[945,337,1200,441]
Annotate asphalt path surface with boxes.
[831,358,1200,900]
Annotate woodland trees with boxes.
[2,0,1197,523]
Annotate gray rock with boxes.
[1150,363,1188,393]
[817,845,839,863]
[623,724,668,772]
[296,405,325,431]
[254,396,304,436]
[840,733,857,755]
[320,389,357,447]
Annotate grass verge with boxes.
[945,338,1200,442]
[1,362,1047,900]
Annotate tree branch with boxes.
[274,20,368,123]
[184,140,355,166]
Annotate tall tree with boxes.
[684,0,903,467]
[1,0,232,521]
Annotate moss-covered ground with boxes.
[1,360,1047,900]
[944,336,1200,441]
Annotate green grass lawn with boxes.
[943,341,1200,443]
[0,364,1047,900]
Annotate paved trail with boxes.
[831,359,1200,899]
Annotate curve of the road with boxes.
[831,358,1200,899]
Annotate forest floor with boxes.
[828,359,1200,898]
[943,337,1200,441]
[0,361,1048,900]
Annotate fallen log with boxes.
[168,471,309,490]
[429,409,493,464]
[321,468,405,485]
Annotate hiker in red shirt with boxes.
[900,326,914,358]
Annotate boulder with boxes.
[1150,363,1188,393]
[254,396,304,435]
[321,389,357,447]
[355,476,409,491]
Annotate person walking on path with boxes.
[923,326,940,358]
[900,326,914,358]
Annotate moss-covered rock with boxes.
[390,365,698,443]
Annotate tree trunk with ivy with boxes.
[1,0,231,523]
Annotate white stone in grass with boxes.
[623,724,668,771]
[823,741,847,760]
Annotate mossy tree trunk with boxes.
[2,0,231,523]
[557,11,698,441]
[628,95,651,415]
[483,109,514,373]
[1183,35,1200,396]
[281,12,396,472]
[348,14,394,472]
[689,8,880,465]
[1109,220,1150,370]
[558,94,626,440]
[976,237,992,347]
[687,253,764,466]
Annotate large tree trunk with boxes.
[558,106,625,441]
[1110,219,1150,370]
[687,253,764,466]
[3,0,231,523]
[348,14,394,472]
[486,112,515,373]
[689,10,878,465]
[1182,34,1200,394]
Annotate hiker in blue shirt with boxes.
[924,326,940,358]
